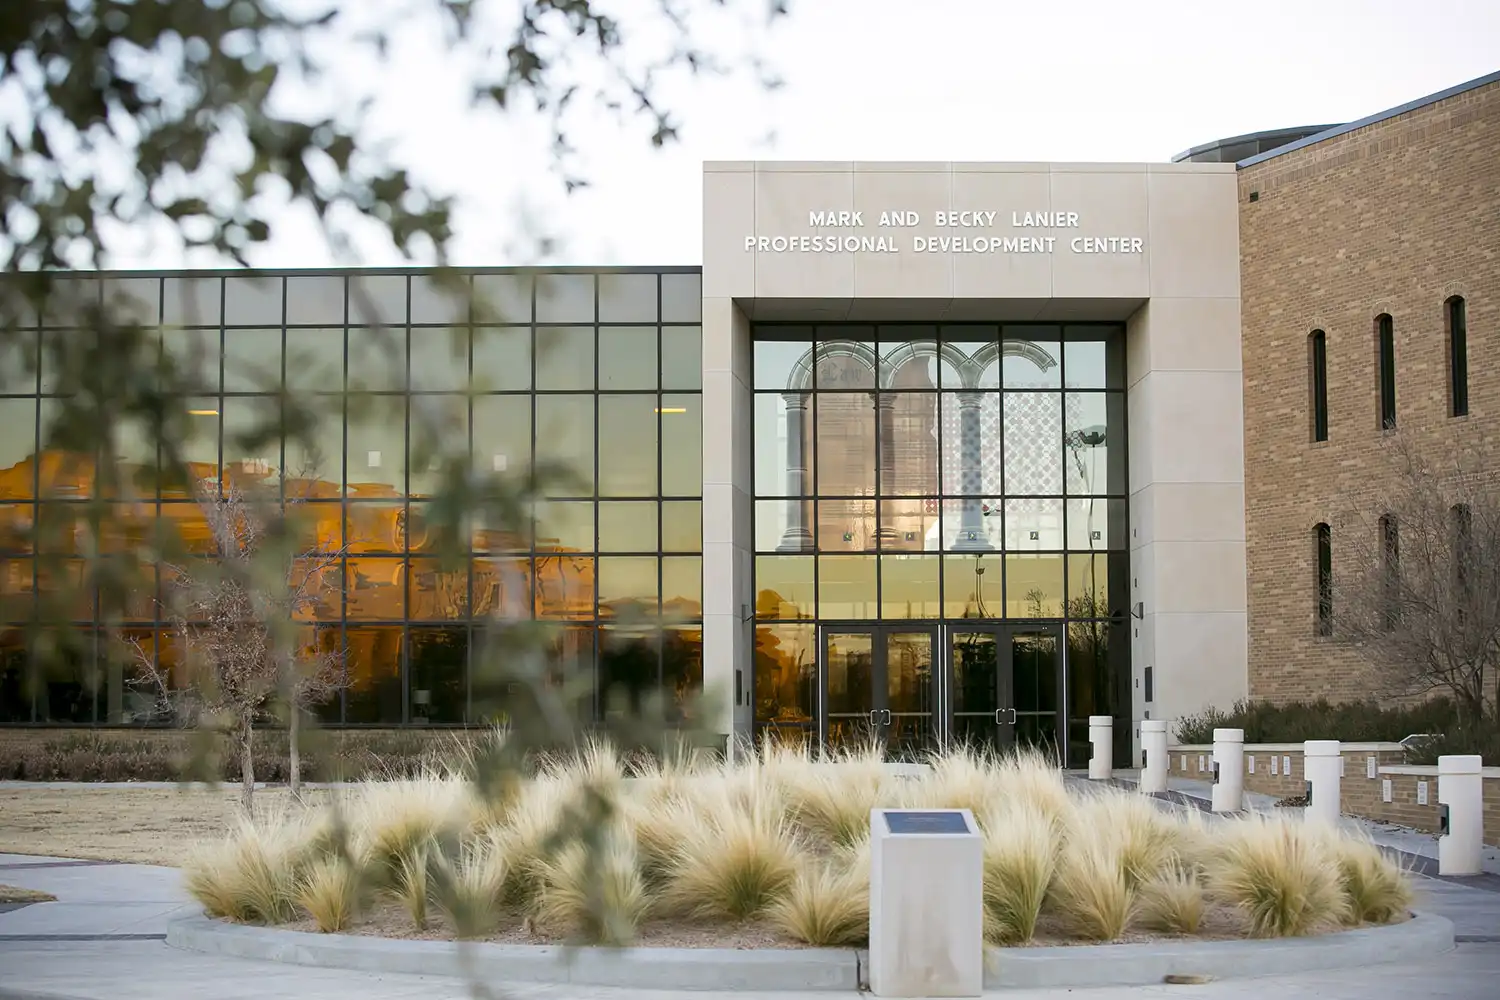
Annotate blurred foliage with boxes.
[1,0,787,960]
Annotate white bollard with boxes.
[869,808,983,997]
[1303,740,1341,825]
[1139,720,1168,794]
[1437,755,1484,876]
[1211,727,1245,813]
[1088,716,1113,780]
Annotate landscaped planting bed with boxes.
[183,743,1414,949]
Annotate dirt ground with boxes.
[0,785,325,866]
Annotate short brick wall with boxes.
[1170,742,1499,846]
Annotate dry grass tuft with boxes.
[1326,833,1413,926]
[918,743,1001,814]
[992,749,1073,832]
[184,815,300,924]
[531,827,647,945]
[1050,826,1134,942]
[979,800,1055,944]
[350,774,472,882]
[390,841,433,930]
[1075,791,1180,887]
[1136,865,1204,935]
[778,742,893,848]
[767,852,869,947]
[295,855,362,933]
[1205,815,1348,937]
[431,828,510,938]
[662,783,803,921]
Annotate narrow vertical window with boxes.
[1309,330,1328,442]
[1447,296,1468,418]
[1315,522,1333,636]
[1379,514,1399,630]
[1376,314,1396,429]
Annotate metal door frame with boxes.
[815,622,941,751]
[936,620,1067,755]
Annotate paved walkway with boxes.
[3,789,1499,999]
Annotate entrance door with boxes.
[820,625,938,758]
[948,623,1064,759]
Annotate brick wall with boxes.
[1171,742,1499,845]
[1237,78,1500,704]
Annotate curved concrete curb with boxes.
[165,914,859,991]
[168,910,1454,992]
[983,911,1455,990]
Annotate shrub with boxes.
[350,774,474,882]
[184,815,300,923]
[532,827,647,945]
[1173,697,1489,762]
[978,800,1054,944]
[661,783,802,921]
[296,856,362,933]
[1205,815,1348,937]
[768,852,869,947]
[1325,833,1413,925]
[777,741,893,848]
[1073,791,1178,887]
[1049,826,1134,942]
[430,829,510,938]
[390,842,433,930]
[1136,866,1204,935]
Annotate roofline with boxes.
[1236,68,1500,169]
[1170,124,1342,164]
[3,265,703,278]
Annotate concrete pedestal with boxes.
[869,808,983,998]
[1304,740,1341,825]
[1088,716,1113,780]
[1437,755,1483,876]
[1211,727,1244,813]
[1139,720,1168,794]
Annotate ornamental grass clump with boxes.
[1075,790,1181,887]
[1327,833,1413,925]
[662,783,803,920]
[978,800,1055,944]
[1049,826,1134,942]
[779,741,893,848]
[1136,864,1205,935]
[350,773,473,884]
[184,815,301,924]
[992,748,1074,833]
[531,826,647,945]
[919,743,1003,816]
[1205,814,1347,937]
[768,846,870,947]
[295,855,363,933]
[430,828,510,938]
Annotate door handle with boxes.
[1009,708,1018,725]
[994,708,1004,725]
[868,709,880,726]
[882,709,892,725]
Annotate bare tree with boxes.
[1331,435,1500,727]
[129,481,347,810]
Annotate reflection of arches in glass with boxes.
[780,339,1059,392]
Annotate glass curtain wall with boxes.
[750,324,1129,763]
[0,269,704,726]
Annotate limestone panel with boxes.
[703,169,755,299]
[753,170,856,299]
[851,168,952,299]
[1147,170,1241,300]
[949,169,1053,299]
[1049,167,1151,300]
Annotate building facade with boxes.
[1,70,1494,767]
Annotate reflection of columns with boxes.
[777,392,812,552]
[874,394,898,546]
[952,391,990,551]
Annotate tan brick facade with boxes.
[1237,79,1500,705]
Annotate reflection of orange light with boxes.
[655,407,687,414]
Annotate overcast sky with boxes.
[113,0,1500,270]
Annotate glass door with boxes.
[820,625,938,757]
[945,623,1063,759]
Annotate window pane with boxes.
[536,274,595,324]
[347,501,404,553]
[754,623,814,726]
[409,327,468,391]
[285,328,345,392]
[1063,329,1124,390]
[347,274,407,326]
[162,277,220,327]
[598,556,658,616]
[407,626,466,723]
[755,555,815,619]
[0,328,36,394]
[599,395,658,497]
[408,557,470,621]
[661,501,701,552]
[879,331,939,388]
[346,397,405,496]
[410,273,470,325]
[535,553,594,619]
[222,396,281,486]
[600,625,659,718]
[348,327,407,391]
[881,554,940,619]
[1066,498,1126,551]
[346,556,405,619]
[756,498,813,552]
[598,274,657,322]
[660,393,700,497]
[160,327,221,393]
[754,392,813,497]
[880,392,939,496]
[1003,392,1062,495]
[818,499,875,552]
[535,500,593,552]
[1004,498,1063,551]
[661,326,702,390]
[473,395,531,481]
[599,326,657,389]
[0,399,37,500]
[535,395,594,495]
[176,398,221,489]
[473,273,532,325]
[939,392,1000,496]
[224,276,283,326]
[1002,326,1062,389]
[472,327,531,391]
[815,334,876,390]
[815,392,875,496]
[663,624,702,721]
[408,394,467,498]
[1005,553,1064,618]
[536,327,594,390]
[1065,393,1124,495]
[943,554,1001,619]
[941,498,1002,551]
[285,397,343,498]
[878,499,939,551]
[754,337,812,391]
[818,554,877,620]
[345,625,403,723]
[102,277,161,327]
[223,328,282,392]
[938,328,1000,389]
[472,555,531,618]
[286,276,345,325]
[661,274,701,323]
[662,556,700,614]
[1067,553,1112,618]
[598,502,658,552]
